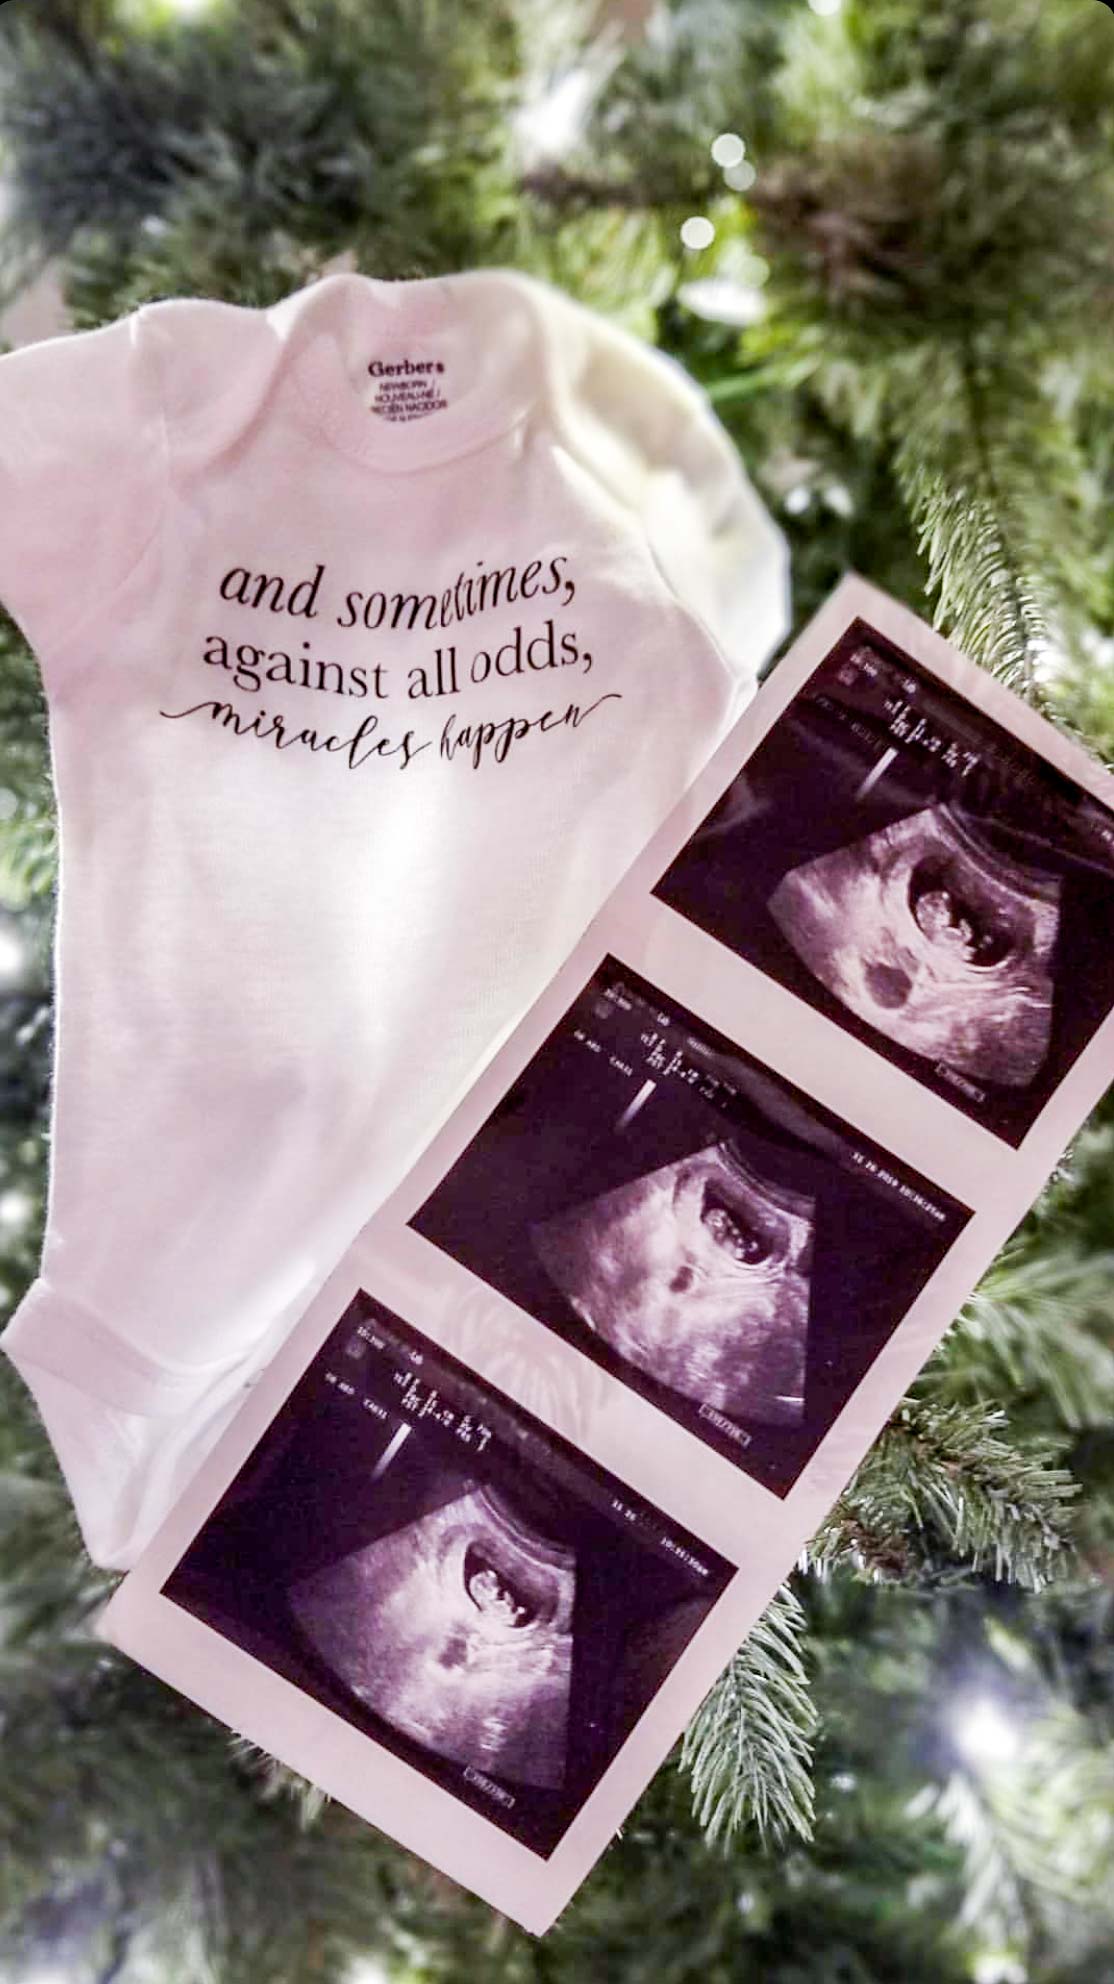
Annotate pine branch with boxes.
[890,339,1097,701]
[742,4,1114,698]
[680,1583,817,1847]
[227,1736,329,1830]
[924,1706,1114,1949]
[922,1243,1114,1431]
[921,1771,1034,1946]
[0,0,531,294]
[808,1401,1079,1590]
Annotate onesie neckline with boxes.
[279,268,549,474]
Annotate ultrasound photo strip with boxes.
[96,575,1114,1932]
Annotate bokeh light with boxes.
[711,133,746,169]
[952,1696,1021,1769]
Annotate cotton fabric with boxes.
[0,266,788,1567]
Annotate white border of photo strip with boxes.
[96,574,1114,1934]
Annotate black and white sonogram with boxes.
[161,1299,730,1856]
[530,1142,814,1427]
[410,961,970,1496]
[653,622,1114,1143]
[769,805,1060,1087]
[288,1480,575,1790]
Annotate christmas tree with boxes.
[2,0,1114,1977]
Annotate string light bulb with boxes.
[952,1695,1020,1769]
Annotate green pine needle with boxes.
[680,1583,817,1849]
[891,340,1097,702]
[809,1401,1079,1591]
[925,1243,1114,1430]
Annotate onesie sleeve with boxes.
[636,359,791,692]
[540,286,790,702]
[0,307,166,677]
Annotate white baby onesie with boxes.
[0,266,788,1569]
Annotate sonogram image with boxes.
[767,803,1060,1087]
[288,1477,575,1789]
[411,959,969,1495]
[653,624,1114,1143]
[530,1139,813,1426]
[161,1300,731,1856]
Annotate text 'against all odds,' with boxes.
[158,557,623,774]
